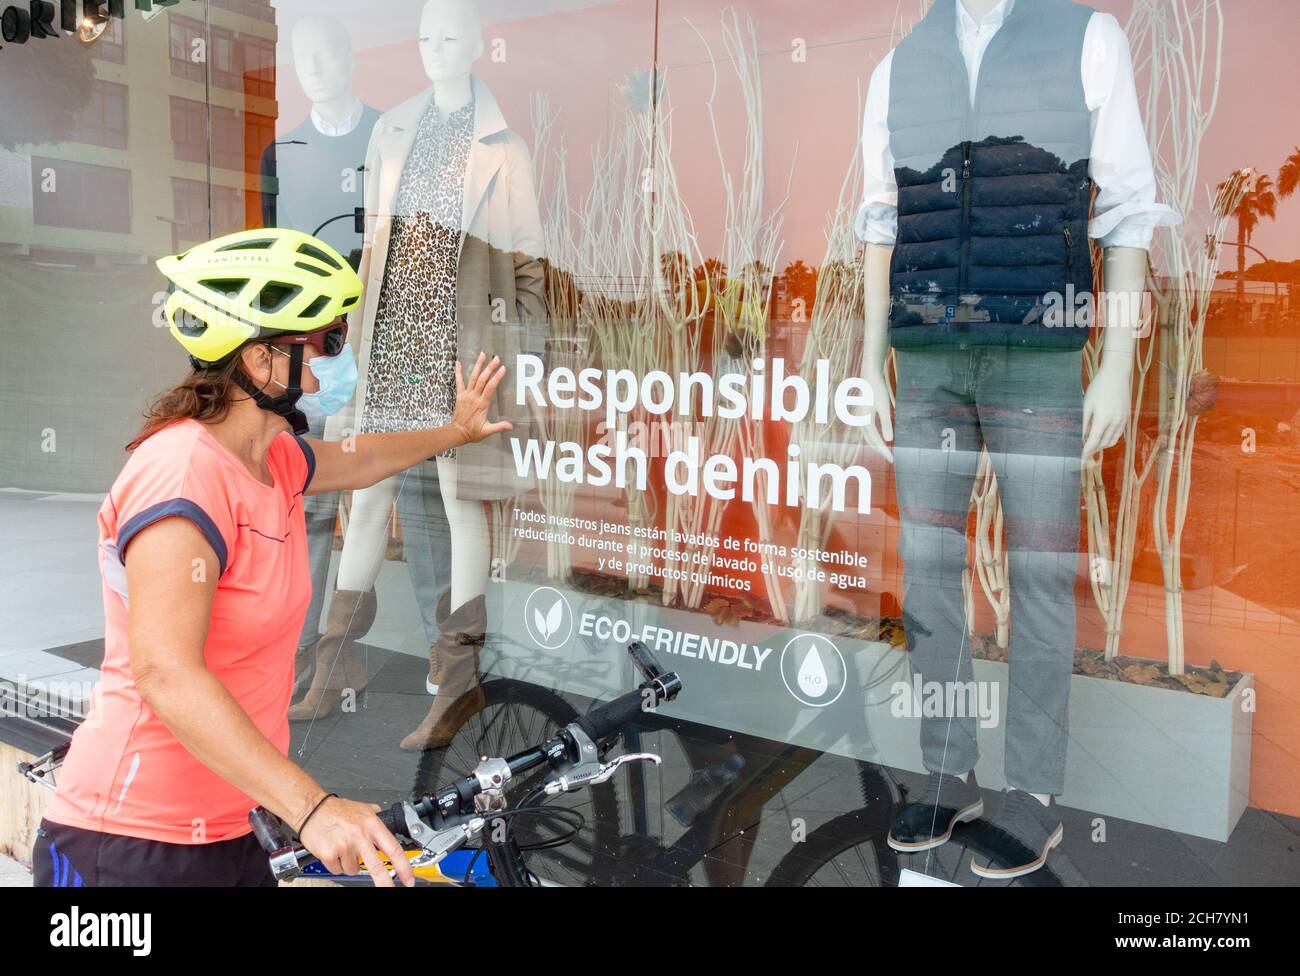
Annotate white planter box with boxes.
[856,649,1253,842]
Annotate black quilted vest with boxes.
[888,0,1096,349]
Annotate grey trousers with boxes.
[892,344,1084,796]
[298,416,453,648]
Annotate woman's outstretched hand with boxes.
[451,352,513,446]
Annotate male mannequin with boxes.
[260,16,379,263]
[857,0,1176,877]
[303,0,545,751]
[263,16,454,693]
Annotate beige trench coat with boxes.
[325,74,546,501]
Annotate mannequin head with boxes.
[291,15,355,106]
[418,0,485,84]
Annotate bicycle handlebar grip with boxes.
[574,687,655,744]
[377,801,408,838]
[249,806,290,854]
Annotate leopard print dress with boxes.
[360,91,475,456]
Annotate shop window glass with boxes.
[169,14,206,84]
[1,0,1299,896]
[74,81,129,151]
[30,157,130,233]
[169,95,205,164]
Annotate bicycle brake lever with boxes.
[542,752,662,795]
[402,801,485,862]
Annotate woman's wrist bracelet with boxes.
[296,791,338,836]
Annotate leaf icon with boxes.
[534,607,549,640]
[545,600,563,639]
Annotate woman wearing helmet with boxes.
[31,229,509,887]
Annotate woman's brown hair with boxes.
[125,354,247,452]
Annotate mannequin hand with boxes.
[452,353,513,446]
[298,795,416,888]
[1082,360,1132,457]
[864,368,894,463]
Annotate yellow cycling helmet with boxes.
[156,228,362,366]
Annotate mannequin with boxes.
[260,16,379,262]
[299,0,546,751]
[857,0,1176,877]
[263,15,380,687]
[264,16,455,697]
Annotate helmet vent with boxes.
[200,278,249,298]
[216,238,276,252]
[255,282,301,312]
[294,261,330,278]
[298,295,330,319]
[296,243,342,269]
[175,310,209,338]
[340,295,358,309]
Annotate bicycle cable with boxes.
[456,805,587,886]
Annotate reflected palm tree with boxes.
[1276,146,1300,200]
[782,259,818,318]
[1217,169,1276,315]
[695,257,727,288]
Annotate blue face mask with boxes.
[278,344,358,419]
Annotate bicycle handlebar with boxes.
[252,641,682,881]
[574,687,657,743]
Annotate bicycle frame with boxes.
[598,647,904,886]
[298,848,499,886]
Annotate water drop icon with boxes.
[797,646,828,698]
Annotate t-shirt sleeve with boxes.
[111,438,241,577]
[273,431,315,495]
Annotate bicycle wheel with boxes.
[766,806,901,887]
[412,678,622,887]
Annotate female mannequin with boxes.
[296,0,545,751]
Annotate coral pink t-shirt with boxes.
[45,418,316,844]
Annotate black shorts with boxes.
[32,818,277,887]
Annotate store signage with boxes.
[514,580,851,710]
[513,354,877,515]
[0,1,192,54]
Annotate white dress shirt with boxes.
[854,0,1179,250]
[310,96,365,138]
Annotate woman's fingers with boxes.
[371,822,416,888]
[471,356,501,395]
[361,843,395,888]
[483,361,507,396]
[336,841,360,876]
[465,351,487,389]
[320,852,345,875]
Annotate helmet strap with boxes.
[230,342,309,436]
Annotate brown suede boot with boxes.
[399,594,486,752]
[425,588,454,696]
[288,588,378,721]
